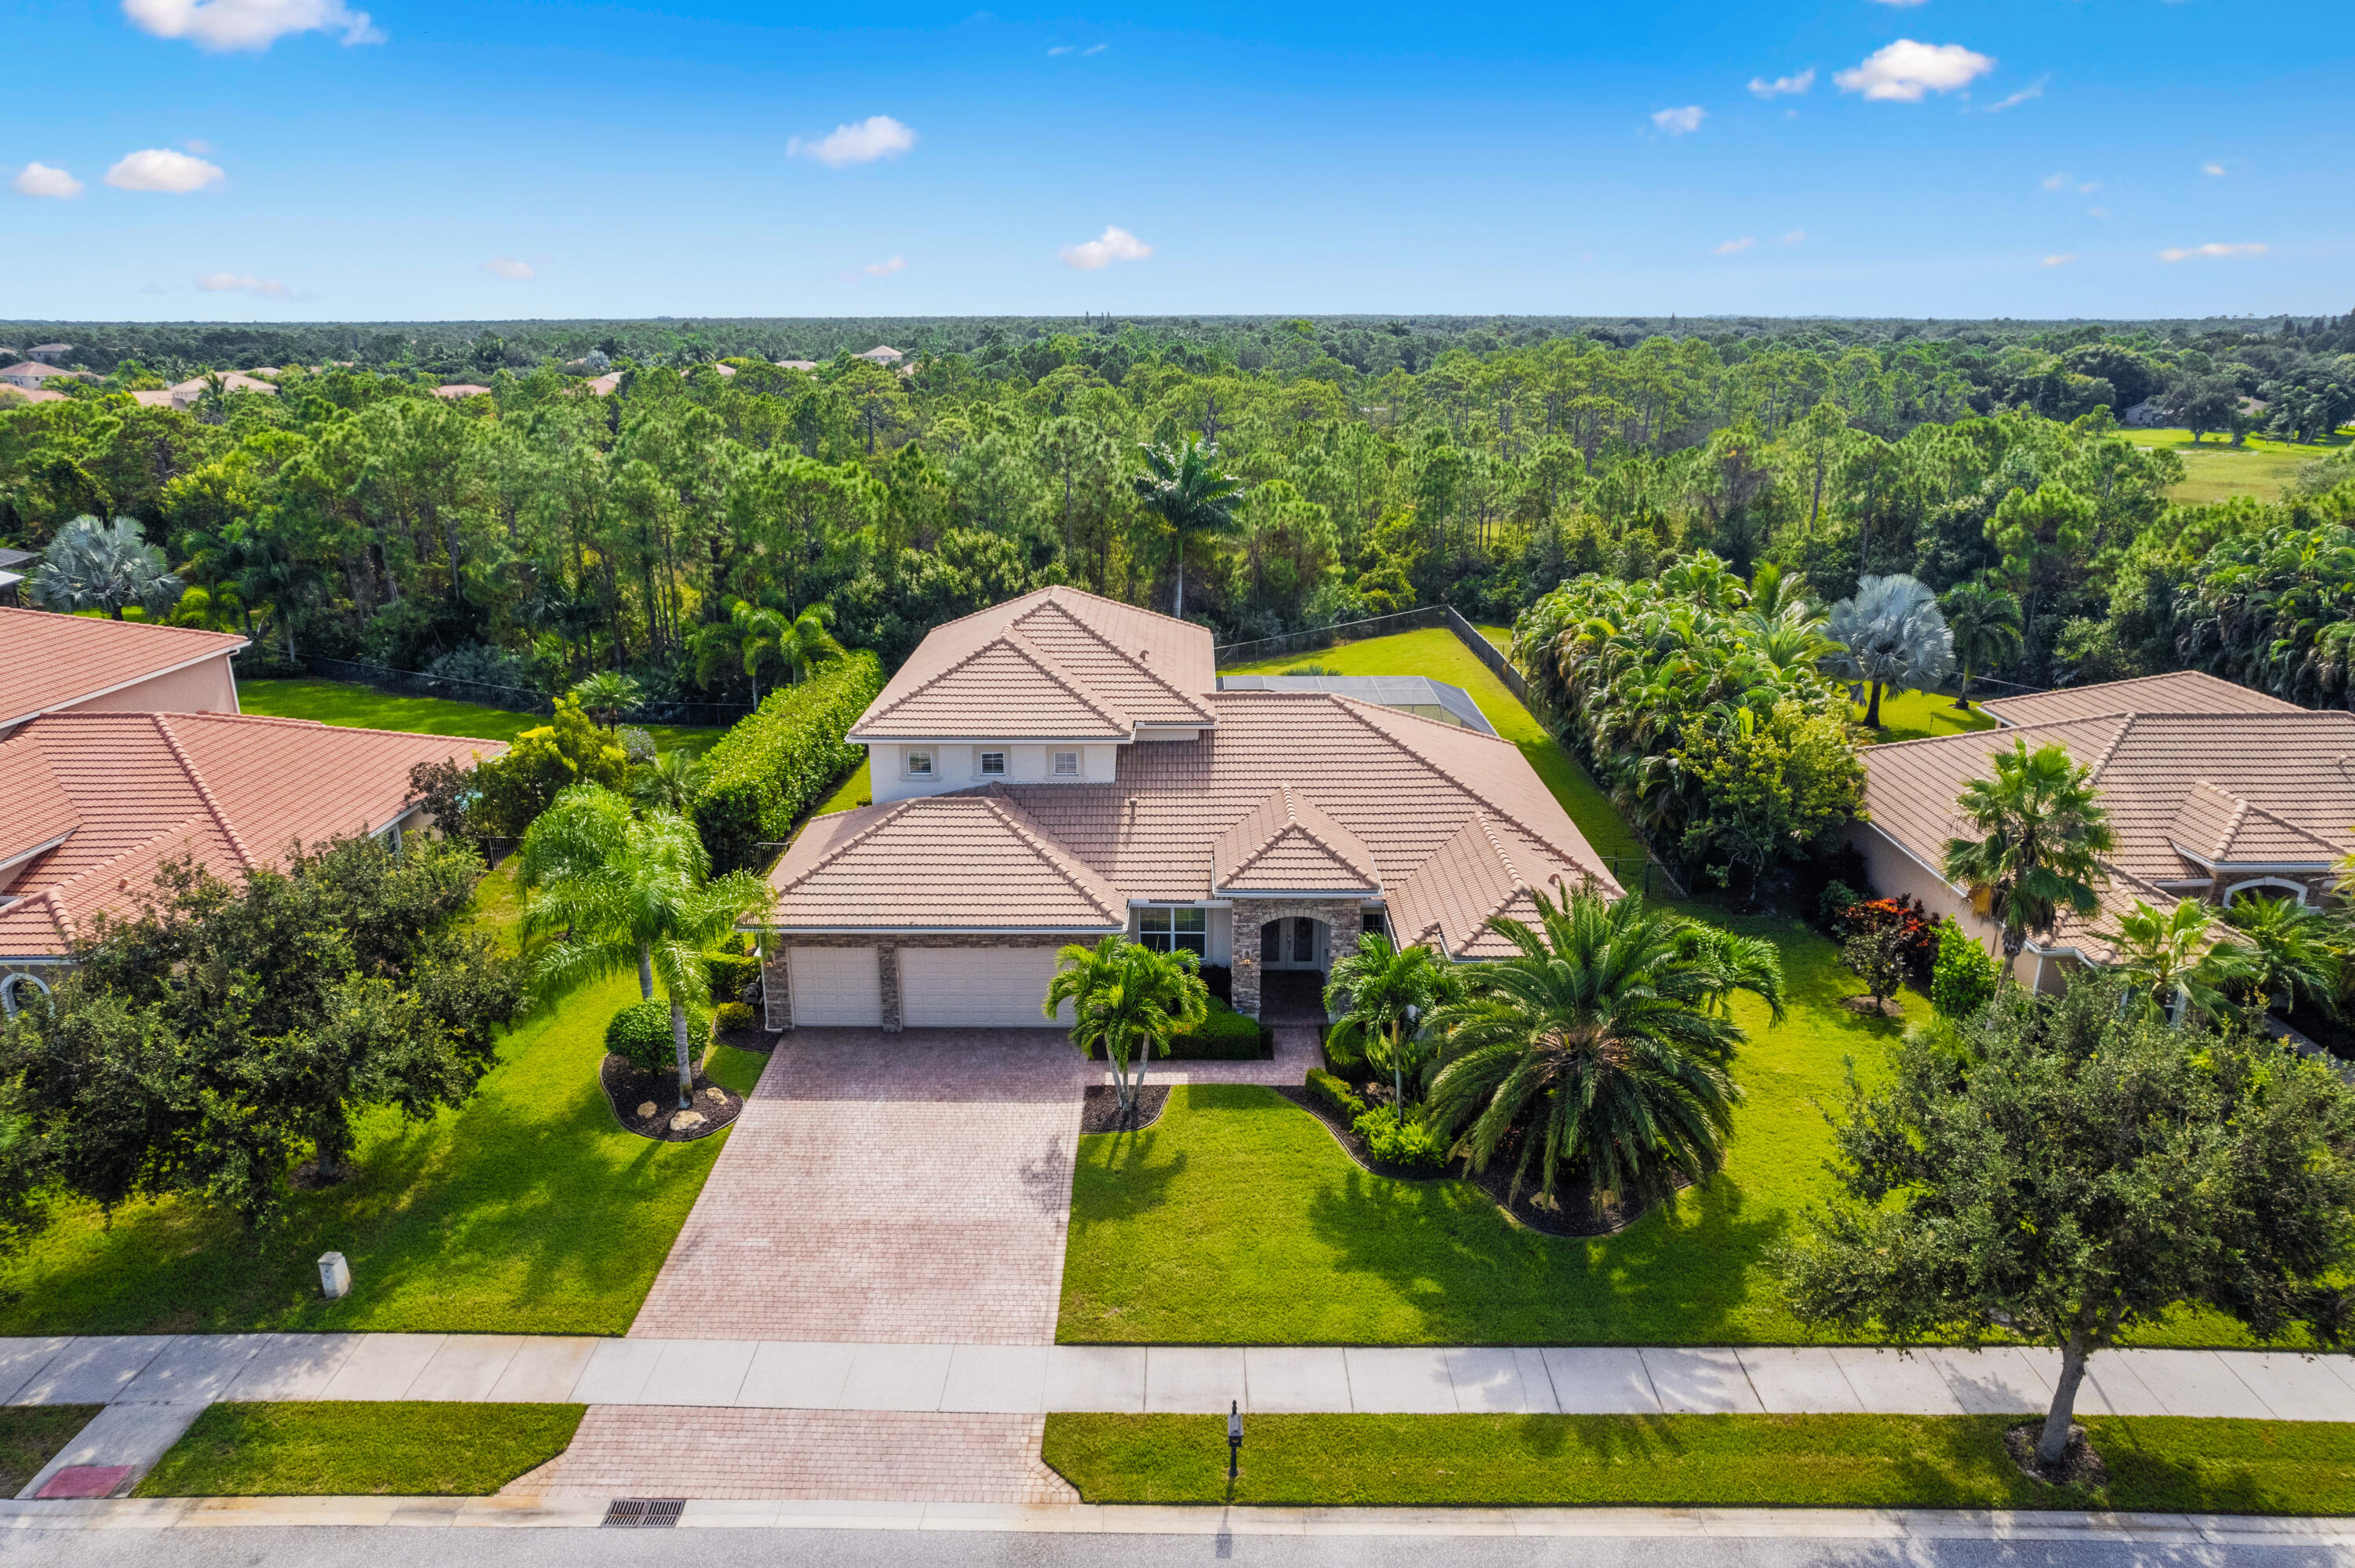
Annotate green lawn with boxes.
[1854,687,1999,745]
[2125,427,2353,505]
[136,1402,584,1497]
[0,1406,100,1497]
[236,678,725,758]
[1222,626,1647,865]
[814,756,871,815]
[1044,1412,2355,1514]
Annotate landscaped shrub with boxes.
[706,951,761,1002]
[1352,1105,1449,1172]
[1930,917,2001,1019]
[1828,895,1938,986]
[604,998,677,1074]
[1816,880,1863,930]
[714,1001,755,1033]
[692,652,884,872]
[1306,1067,1366,1121]
[1170,1001,1269,1059]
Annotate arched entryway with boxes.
[1232,899,1365,1019]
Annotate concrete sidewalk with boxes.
[8,1333,2355,1421]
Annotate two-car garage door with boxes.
[785,945,1072,1028]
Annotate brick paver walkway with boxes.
[629,1028,1088,1344]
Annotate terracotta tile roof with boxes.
[769,789,1124,931]
[0,606,248,729]
[1386,814,1597,960]
[0,712,505,957]
[166,372,276,397]
[854,629,1134,741]
[128,388,177,407]
[1213,783,1379,895]
[1980,671,2304,727]
[433,384,493,399]
[0,387,68,403]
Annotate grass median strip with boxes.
[1043,1412,2355,1514]
[0,1406,101,1496]
[134,1402,586,1497]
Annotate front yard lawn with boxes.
[236,677,724,757]
[135,1402,583,1497]
[1044,1412,2355,1514]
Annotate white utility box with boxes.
[318,1251,352,1299]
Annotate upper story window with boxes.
[980,751,1007,776]
[1137,906,1207,955]
[1053,750,1080,777]
[905,750,933,777]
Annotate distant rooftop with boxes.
[1214,673,1495,735]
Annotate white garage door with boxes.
[900,946,1072,1028]
[789,946,882,1027]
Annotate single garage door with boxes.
[789,946,883,1027]
[900,946,1072,1028]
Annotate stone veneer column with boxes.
[761,948,793,1031]
[878,944,902,1033]
[1229,899,1369,1019]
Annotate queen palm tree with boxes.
[1941,739,2116,968]
[1827,573,1954,728]
[1046,936,1209,1118]
[31,515,184,621]
[1426,889,1784,1211]
[1133,439,1245,619]
[1940,580,2025,711]
[568,670,643,730]
[1324,932,1464,1112]
[2099,897,2247,1023]
[520,784,770,1108]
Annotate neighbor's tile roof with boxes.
[1213,783,1379,895]
[1980,670,2305,727]
[0,606,248,729]
[850,585,1216,741]
[769,790,1126,931]
[166,372,276,396]
[0,711,505,957]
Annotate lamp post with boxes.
[1227,1399,1243,1480]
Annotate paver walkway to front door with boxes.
[629,1028,1089,1345]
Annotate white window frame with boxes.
[904,749,933,778]
[1137,906,1208,956]
[1052,749,1080,777]
[979,750,1008,776]
[0,972,50,1017]
[2225,877,2309,906]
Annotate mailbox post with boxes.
[1227,1399,1242,1480]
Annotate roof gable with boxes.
[771,790,1125,930]
[1213,783,1380,894]
[853,629,1132,740]
[0,606,248,729]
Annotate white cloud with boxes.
[105,148,225,191]
[1047,44,1073,54]
[2087,206,2110,219]
[788,115,917,168]
[1747,68,1814,98]
[196,272,290,297]
[2041,171,2098,195]
[184,138,211,154]
[2159,242,2267,262]
[1652,105,1706,135]
[1834,39,1996,102]
[2041,253,2076,268]
[1713,236,1755,255]
[122,0,382,51]
[1984,77,2046,112]
[2202,161,2226,176]
[13,162,82,199]
[1082,43,1106,55]
[1780,229,1806,245]
[481,257,534,280]
[1060,225,1152,269]
[864,254,906,277]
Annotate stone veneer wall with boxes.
[761,931,1112,1032]
[1230,899,1366,1019]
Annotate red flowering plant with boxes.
[1828,895,1939,987]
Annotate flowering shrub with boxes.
[1828,895,1939,986]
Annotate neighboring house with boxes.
[754,586,1618,1030]
[0,363,92,390]
[1853,671,2355,990]
[26,344,74,361]
[584,372,623,396]
[163,372,279,409]
[1215,673,1497,734]
[776,359,820,372]
[856,345,905,365]
[0,606,248,735]
[129,388,177,407]
[433,384,494,399]
[0,387,68,404]
[0,711,506,1010]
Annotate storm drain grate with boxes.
[602,1498,686,1528]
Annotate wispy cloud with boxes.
[864,254,906,277]
[2041,253,2076,268]
[2041,171,2098,195]
[2159,242,2267,262]
[1082,43,1106,55]
[1652,105,1706,135]
[1713,236,1755,255]
[12,162,82,199]
[1834,40,1995,102]
[788,115,917,168]
[1780,230,1806,246]
[106,148,225,191]
[1983,75,2047,112]
[122,0,382,51]
[481,257,534,280]
[1060,225,1151,269]
[1747,68,1813,99]
[2202,161,2226,177]
[196,272,290,297]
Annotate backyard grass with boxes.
[0,1406,100,1496]
[1043,1412,2355,1514]
[135,1402,584,1497]
[1854,687,1999,745]
[2124,427,2352,505]
[236,677,725,757]
[814,756,871,815]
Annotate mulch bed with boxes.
[599,1053,745,1143]
[2005,1421,2111,1490]
[715,1026,780,1054]
[1842,995,1906,1019]
[1083,1084,1170,1134]
[1270,1085,1659,1238]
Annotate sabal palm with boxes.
[568,670,643,729]
[521,785,771,1107]
[1324,933,1464,1110]
[1427,889,1784,1210]
[32,515,184,620]
[2220,894,2342,1018]
[1045,936,1210,1115]
[1133,439,1245,619]
[1941,739,2115,964]
[1939,581,2025,710]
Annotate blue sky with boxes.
[3,0,2347,322]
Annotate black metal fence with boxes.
[300,656,753,731]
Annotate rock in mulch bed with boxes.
[1082,1084,1170,1133]
[2004,1421,2111,1490]
[599,1053,745,1143]
[1269,1085,1663,1239]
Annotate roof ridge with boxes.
[150,713,256,871]
[1015,599,1215,721]
[2085,714,2134,782]
[0,603,247,649]
[772,798,916,895]
[976,794,1124,923]
[2220,793,2341,855]
[861,623,1134,733]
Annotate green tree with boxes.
[1780,979,2355,1471]
[471,698,628,837]
[629,748,709,817]
[30,514,184,620]
[1987,483,2095,644]
[1132,438,1246,618]
[2098,896,2246,1023]
[1930,917,1999,1019]
[1045,936,1210,1118]
[1323,932,1464,1112]
[1827,573,1953,728]
[1671,698,1866,898]
[1941,739,2115,968]
[1939,581,2024,710]
[568,671,644,729]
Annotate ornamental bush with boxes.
[1306,1067,1366,1121]
[692,651,885,872]
[604,997,676,1074]
[1930,917,2001,1019]
[1828,895,1939,986]
[1352,1104,1449,1172]
[1170,1001,1269,1059]
[706,951,761,1003]
[714,1001,755,1034]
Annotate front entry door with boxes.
[1259,917,1326,969]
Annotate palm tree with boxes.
[2220,894,2342,1019]
[1324,932,1465,1112]
[1046,936,1210,1118]
[568,670,643,730]
[520,784,771,1107]
[1132,439,1245,619]
[772,603,845,687]
[1940,581,2024,711]
[1740,563,1840,674]
[1426,889,1784,1211]
[2099,897,2247,1023]
[31,515,184,621]
[629,749,708,817]
[1941,739,2116,968]
[1827,573,1954,728]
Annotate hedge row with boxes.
[693,651,884,871]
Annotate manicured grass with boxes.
[0,865,761,1336]
[1222,626,1648,865]
[135,1402,584,1497]
[813,756,871,816]
[0,1406,100,1497]
[1854,687,1999,745]
[236,678,725,757]
[1042,1412,2355,1514]
[2124,427,2352,505]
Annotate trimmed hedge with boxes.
[706,951,761,1001]
[714,1001,754,1033]
[1306,1067,1366,1120]
[693,651,884,871]
[1170,1001,1271,1060]
[604,998,677,1074]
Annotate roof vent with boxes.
[1137,647,1150,662]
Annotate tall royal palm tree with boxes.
[2099,897,2247,1023]
[521,784,770,1107]
[1324,932,1465,1112]
[1426,889,1784,1211]
[1133,439,1245,620]
[568,670,643,730]
[1941,739,2115,968]
[31,515,184,621]
[1827,573,1954,728]
[1940,580,2025,711]
[1046,936,1210,1118]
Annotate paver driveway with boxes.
[630,1027,1089,1344]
